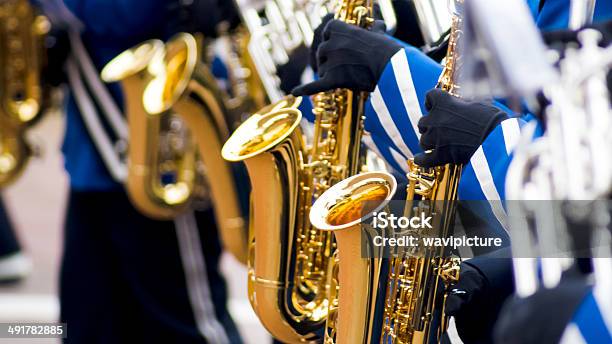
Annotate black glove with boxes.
[309,13,335,73]
[445,247,514,344]
[414,89,508,168]
[309,15,387,72]
[292,19,401,96]
[494,279,591,344]
[278,44,310,94]
[44,27,70,87]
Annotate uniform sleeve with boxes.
[559,289,612,344]
[363,44,442,175]
[63,0,168,38]
[459,117,527,202]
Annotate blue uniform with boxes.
[61,0,167,191]
[363,0,612,204]
[560,287,612,343]
[52,2,242,343]
[361,2,612,341]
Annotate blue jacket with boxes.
[363,0,612,216]
[61,0,168,191]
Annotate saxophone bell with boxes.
[309,171,397,344]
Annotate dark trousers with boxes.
[60,190,242,344]
[0,196,20,257]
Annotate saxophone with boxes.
[221,1,374,341]
[144,32,248,263]
[0,0,50,187]
[101,33,248,264]
[309,5,464,343]
[101,40,197,219]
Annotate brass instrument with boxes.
[235,0,317,102]
[143,32,248,263]
[380,7,464,342]
[222,1,375,341]
[0,0,50,187]
[309,3,464,343]
[217,27,268,119]
[0,122,30,186]
[101,40,196,219]
[309,171,397,343]
[380,162,461,344]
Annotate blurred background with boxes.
[0,112,269,344]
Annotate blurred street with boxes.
[0,112,269,344]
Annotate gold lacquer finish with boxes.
[101,40,196,219]
[144,33,248,264]
[380,161,461,344]
[309,172,397,344]
[0,0,50,187]
[380,3,464,342]
[0,122,30,186]
[221,1,375,341]
[311,2,465,342]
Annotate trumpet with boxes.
[0,0,51,187]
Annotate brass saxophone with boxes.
[222,1,374,341]
[101,40,197,219]
[0,0,50,187]
[309,5,464,343]
[144,32,248,263]
[101,33,248,263]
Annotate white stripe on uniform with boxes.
[175,212,230,344]
[559,323,587,344]
[390,50,423,141]
[370,87,414,158]
[470,147,508,230]
[501,119,522,155]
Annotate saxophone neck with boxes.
[437,12,463,95]
[335,0,374,28]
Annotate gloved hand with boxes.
[292,19,401,96]
[278,44,310,94]
[413,89,508,168]
[445,247,514,344]
[309,13,334,73]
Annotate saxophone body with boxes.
[309,171,397,344]
[0,0,50,187]
[381,7,464,342]
[101,40,197,219]
[102,33,248,264]
[380,162,461,344]
[309,4,463,343]
[222,1,374,340]
[144,32,248,263]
